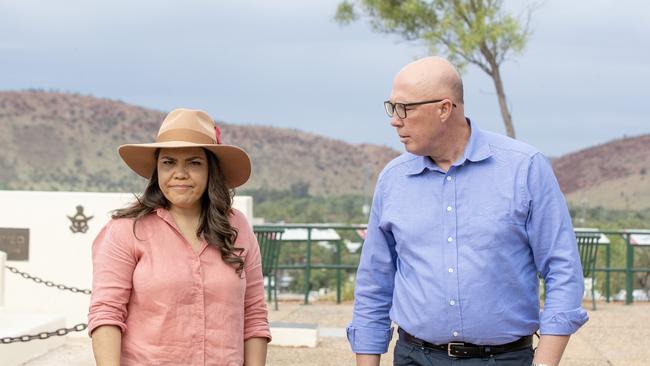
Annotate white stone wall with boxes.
[0,190,253,337]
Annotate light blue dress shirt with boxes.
[347,122,588,354]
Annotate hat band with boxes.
[156,129,216,145]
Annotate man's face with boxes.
[388,79,443,157]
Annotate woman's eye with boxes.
[162,160,173,165]
[190,161,202,166]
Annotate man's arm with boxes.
[356,354,380,366]
[534,335,569,366]
[525,153,588,365]
[347,176,397,361]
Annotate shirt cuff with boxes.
[87,319,127,337]
[539,307,589,335]
[244,329,272,343]
[346,325,394,354]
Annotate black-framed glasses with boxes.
[384,99,457,119]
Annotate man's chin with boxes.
[402,142,415,153]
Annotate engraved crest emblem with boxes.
[67,205,93,233]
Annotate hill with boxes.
[2,90,648,210]
[552,135,650,210]
[0,91,399,196]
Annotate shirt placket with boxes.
[163,214,207,365]
[443,170,462,341]
[193,251,206,365]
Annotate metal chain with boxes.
[0,323,87,344]
[4,265,92,295]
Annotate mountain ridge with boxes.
[1,90,648,209]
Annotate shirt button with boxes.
[446,176,452,182]
[449,300,456,306]
[446,206,452,212]
[453,331,459,337]
[447,236,453,242]
[448,268,454,273]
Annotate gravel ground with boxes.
[21,301,650,365]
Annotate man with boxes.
[347,57,588,366]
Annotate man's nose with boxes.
[390,114,404,127]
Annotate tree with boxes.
[335,0,532,138]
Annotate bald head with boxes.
[394,56,464,104]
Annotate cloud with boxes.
[0,0,648,156]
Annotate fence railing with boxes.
[591,230,650,305]
[254,223,366,305]
[254,225,650,305]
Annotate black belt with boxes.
[398,328,533,358]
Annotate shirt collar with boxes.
[154,207,176,227]
[463,119,493,163]
[405,154,438,176]
[405,118,493,176]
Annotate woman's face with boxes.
[157,147,209,211]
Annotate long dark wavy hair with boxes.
[113,148,245,275]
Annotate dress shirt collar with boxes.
[153,207,188,235]
[154,207,175,226]
[405,118,493,176]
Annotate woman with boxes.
[88,108,270,365]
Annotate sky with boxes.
[1,0,649,157]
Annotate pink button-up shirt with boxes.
[88,208,270,365]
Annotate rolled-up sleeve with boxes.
[526,153,589,334]
[347,176,397,354]
[87,219,136,336]
[240,217,271,342]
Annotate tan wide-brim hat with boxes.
[118,108,251,188]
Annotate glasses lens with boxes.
[395,103,406,119]
[384,101,394,117]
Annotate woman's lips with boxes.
[169,185,192,191]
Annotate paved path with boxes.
[22,301,649,365]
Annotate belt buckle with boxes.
[447,342,465,357]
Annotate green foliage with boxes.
[334,1,358,24]
[289,180,310,199]
[570,205,650,230]
[241,187,369,223]
[334,0,530,72]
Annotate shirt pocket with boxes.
[467,197,526,251]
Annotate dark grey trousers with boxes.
[393,338,534,366]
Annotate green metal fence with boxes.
[593,230,650,305]
[254,223,365,305]
[254,225,650,305]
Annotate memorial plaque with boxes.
[0,228,30,261]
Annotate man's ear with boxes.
[439,100,453,121]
